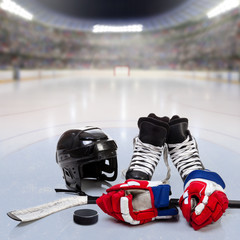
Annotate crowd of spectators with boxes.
[1,8,240,71]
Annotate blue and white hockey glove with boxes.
[97,179,178,225]
[179,170,229,230]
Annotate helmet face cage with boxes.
[56,127,118,192]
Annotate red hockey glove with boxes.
[97,179,178,225]
[179,170,229,230]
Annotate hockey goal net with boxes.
[113,66,130,77]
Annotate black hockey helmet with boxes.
[56,127,118,192]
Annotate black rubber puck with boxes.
[73,209,98,225]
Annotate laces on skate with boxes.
[168,135,204,180]
[126,137,171,183]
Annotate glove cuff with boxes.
[151,184,171,208]
[184,170,226,189]
[151,184,179,218]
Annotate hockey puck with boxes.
[73,209,98,225]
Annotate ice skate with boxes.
[126,114,169,180]
[167,115,204,180]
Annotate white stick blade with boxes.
[7,196,88,222]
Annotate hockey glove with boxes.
[96,179,178,225]
[179,170,229,230]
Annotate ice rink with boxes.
[1,72,240,239]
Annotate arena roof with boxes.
[14,0,225,32]
[38,0,186,20]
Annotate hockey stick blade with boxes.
[7,195,97,222]
[170,198,240,208]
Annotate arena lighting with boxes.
[92,24,143,33]
[207,0,240,18]
[0,0,33,21]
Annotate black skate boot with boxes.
[167,115,204,181]
[125,114,169,180]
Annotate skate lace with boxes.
[168,135,203,180]
[127,137,171,183]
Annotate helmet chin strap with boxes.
[54,179,114,203]
[54,188,99,204]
